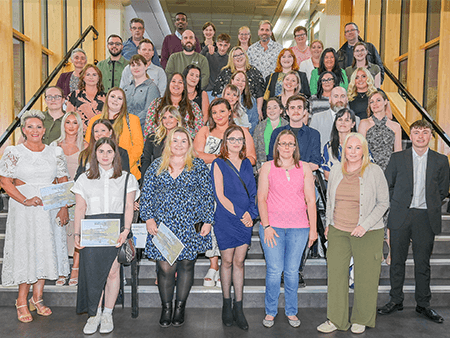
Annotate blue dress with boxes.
[211,158,258,250]
[140,158,215,261]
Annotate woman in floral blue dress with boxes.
[140,126,214,328]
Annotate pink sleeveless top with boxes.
[267,161,309,228]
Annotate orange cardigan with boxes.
[85,114,144,179]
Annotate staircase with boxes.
[1,197,450,309]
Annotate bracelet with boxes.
[74,233,81,237]
[263,224,271,230]
[23,198,28,205]
[124,227,131,231]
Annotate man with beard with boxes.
[165,30,209,89]
[161,12,201,69]
[122,18,160,66]
[120,39,167,95]
[247,20,283,79]
[96,34,129,91]
[310,86,360,151]
[267,94,321,171]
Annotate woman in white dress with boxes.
[0,110,69,323]
[51,111,85,286]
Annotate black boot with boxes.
[159,302,172,327]
[172,300,186,326]
[232,299,249,330]
[222,298,233,326]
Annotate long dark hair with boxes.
[330,108,357,160]
[87,137,122,179]
[207,98,233,131]
[182,64,202,96]
[318,48,344,86]
[316,71,337,99]
[155,73,195,129]
[79,119,117,166]
[230,71,253,109]
[219,125,246,160]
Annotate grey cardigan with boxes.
[326,162,389,231]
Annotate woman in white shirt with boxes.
[72,137,139,335]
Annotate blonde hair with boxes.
[237,26,252,46]
[154,105,184,144]
[55,112,84,151]
[341,132,370,176]
[21,110,45,139]
[223,46,251,72]
[347,67,377,101]
[281,71,301,96]
[157,127,195,176]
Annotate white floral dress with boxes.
[0,144,69,286]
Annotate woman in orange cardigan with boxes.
[85,87,144,179]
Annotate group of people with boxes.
[0,12,448,336]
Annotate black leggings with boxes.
[157,259,195,304]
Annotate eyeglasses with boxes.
[131,26,144,30]
[278,142,296,148]
[108,42,122,46]
[321,78,335,83]
[233,53,245,59]
[45,95,63,101]
[239,33,250,36]
[227,137,244,144]
[344,28,357,34]
[295,33,307,38]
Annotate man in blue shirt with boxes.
[122,18,160,66]
[268,94,321,170]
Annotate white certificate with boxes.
[40,181,75,210]
[152,222,185,266]
[131,223,148,249]
[81,219,120,247]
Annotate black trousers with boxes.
[389,208,435,308]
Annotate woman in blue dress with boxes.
[211,125,258,330]
[140,127,214,328]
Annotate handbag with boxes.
[117,172,136,265]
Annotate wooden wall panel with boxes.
[352,0,366,38]
[48,0,64,86]
[366,0,381,50]
[94,0,106,62]
[0,0,14,151]
[82,0,95,64]
[405,0,427,124]
[382,0,401,93]
[66,0,81,66]
[24,0,42,108]
[340,0,352,46]
[436,0,450,153]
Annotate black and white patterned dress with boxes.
[366,115,395,171]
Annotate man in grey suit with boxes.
[309,86,359,152]
[378,120,449,323]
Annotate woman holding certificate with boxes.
[72,137,139,335]
[140,127,215,328]
[0,110,70,323]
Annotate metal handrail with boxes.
[0,25,99,148]
[384,66,450,147]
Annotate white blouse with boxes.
[71,167,140,216]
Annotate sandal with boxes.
[215,269,221,288]
[69,268,79,286]
[29,297,52,316]
[56,276,67,286]
[15,300,33,323]
[203,268,218,287]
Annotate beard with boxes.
[109,49,122,57]
[182,43,195,52]
[331,102,346,113]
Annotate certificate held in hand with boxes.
[152,222,185,265]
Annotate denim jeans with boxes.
[259,225,309,316]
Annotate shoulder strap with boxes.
[224,159,249,198]
[122,172,130,231]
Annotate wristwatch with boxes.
[263,224,271,230]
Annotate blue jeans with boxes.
[259,225,309,316]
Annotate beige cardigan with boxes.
[326,162,389,231]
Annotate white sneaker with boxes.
[99,313,114,334]
[83,315,101,335]
[351,323,365,334]
[317,320,338,333]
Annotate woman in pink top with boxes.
[258,129,317,328]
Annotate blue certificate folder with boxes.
[152,222,185,265]
[80,219,120,247]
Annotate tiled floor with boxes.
[1,306,448,338]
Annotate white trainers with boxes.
[317,320,338,333]
[351,323,365,334]
[83,315,101,335]
[99,313,114,334]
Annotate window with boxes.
[399,0,410,55]
[41,0,48,48]
[398,59,408,99]
[12,0,24,33]
[426,0,441,42]
[42,53,49,84]
[379,0,387,61]
[423,45,439,118]
[13,38,25,116]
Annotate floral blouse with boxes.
[67,89,106,133]
[143,97,204,139]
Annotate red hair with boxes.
[274,48,299,73]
